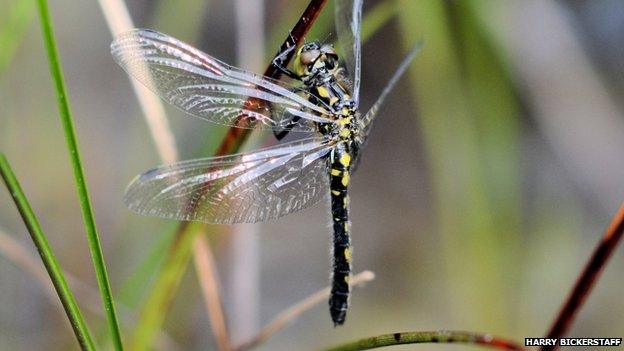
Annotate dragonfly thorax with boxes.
[319,110,363,151]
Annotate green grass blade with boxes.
[0,0,36,75]
[396,0,521,330]
[130,222,203,351]
[0,154,96,351]
[118,226,177,307]
[35,0,124,349]
[450,0,522,314]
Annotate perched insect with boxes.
[111,0,421,325]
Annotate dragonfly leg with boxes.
[273,115,302,140]
[273,129,290,141]
[272,44,301,80]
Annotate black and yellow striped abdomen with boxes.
[312,75,360,326]
[328,145,353,325]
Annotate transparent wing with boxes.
[335,0,362,105]
[351,41,423,172]
[360,41,424,139]
[111,29,335,131]
[124,137,336,224]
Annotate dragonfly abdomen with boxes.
[329,148,352,326]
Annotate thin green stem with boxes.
[0,154,96,351]
[323,330,525,351]
[35,0,123,349]
[0,0,36,75]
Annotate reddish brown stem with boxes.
[542,203,624,351]
[215,0,329,156]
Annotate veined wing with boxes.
[350,41,423,173]
[111,29,335,131]
[360,41,423,138]
[335,0,362,105]
[124,137,336,224]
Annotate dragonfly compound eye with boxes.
[321,44,338,59]
[300,49,321,66]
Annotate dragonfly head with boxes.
[294,41,339,78]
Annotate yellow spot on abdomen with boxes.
[339,129,351,138]
[331,168,341,176]
[332,190,340,196]
[337,117,352,126]
[339,153,351,167]
[344,247,352,262]
[341,171,350,186]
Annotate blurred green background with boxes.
[1,0,624,350]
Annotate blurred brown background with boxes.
[1,0,624,350]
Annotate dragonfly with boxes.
[111,0,421,326]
